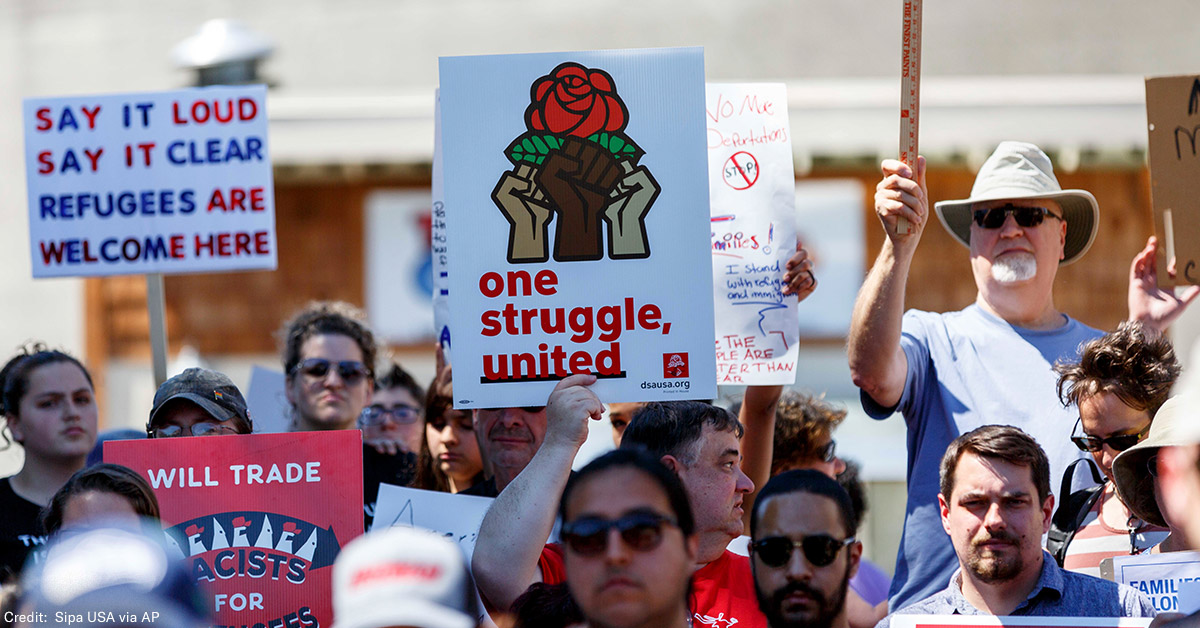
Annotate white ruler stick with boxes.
[897,0,922,235]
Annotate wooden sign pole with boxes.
[897,0,922,235]
[146,273,168,388]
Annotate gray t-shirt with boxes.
[862,304,1099,610]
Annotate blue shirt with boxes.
[876,551,1155,628]
[862,305,1100,609]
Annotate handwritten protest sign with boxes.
[440,47,716,407]
[891,615,1151,628]
[371,484,493,555]
[105,431,362,628]
[1104,551,1200,614]
[23,85,276,278]
[431,90,453,355]
[707,83,798,385]
[1146,75,1200,286]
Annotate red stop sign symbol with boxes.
[722,151,759,190]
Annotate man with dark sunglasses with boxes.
[749,470,861,628]
[849,141,1197,610]
[879,426,1154,627]
[559,449,698,628]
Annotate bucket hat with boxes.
[1112,394,1200,527]
[934,141,1099,265]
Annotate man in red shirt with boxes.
[472,374,767,627]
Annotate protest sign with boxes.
[371,484,493,556]
[1146,75,1200,286]
[1104,550,1200,614]
[432,89,453,355]
[890,616,1151,628]
[23,85,276,278]
[706,83,798,385]
[105,431,362,628]
[245,366,290,434]
[439,47,716,407]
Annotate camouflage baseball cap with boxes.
[147,367,251,434]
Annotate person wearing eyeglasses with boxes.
[359,362,424,529]
[849,140,1197,611]
[145,368,252,439]
[749,470,861,628]
[879,426,1154,628]
[1050,321,1179,574]
[558,448,697,628]
[360,362,426,456]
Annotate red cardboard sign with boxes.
[105,431,363,628]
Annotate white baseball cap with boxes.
[332,527,478,628]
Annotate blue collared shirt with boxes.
[877,552,1155,628]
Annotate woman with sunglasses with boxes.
[0,344,98,581]
[278,301,377,433]
[1052,321,1180,575]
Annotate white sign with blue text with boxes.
[23,85,276,278]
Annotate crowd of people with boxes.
[2,142,1200,628]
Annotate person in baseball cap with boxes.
[17,525,212,628]
[146,368,252,438]
[332,526,481,628]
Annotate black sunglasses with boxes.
[751,534,856,568]
[817,440,838,464]
[291,358,370,384]
[561,511,677,556]
[972,204,1061,229]
[1070,418,1150,453]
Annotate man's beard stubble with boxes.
[756,560,852,628]
[965,530,1023,583]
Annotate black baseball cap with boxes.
[147,367,252,434]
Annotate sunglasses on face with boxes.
[1070,418,1150,453]
[561,511,677,557]
[972,204,1061,229]
[291,358,370,384]
[751,534,856,568]
[152,422,239,438]
[359,404,420,426]
[817,440,838,464]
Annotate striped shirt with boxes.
[1062,482,1169,577]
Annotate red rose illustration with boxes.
[186,524,204,537]
[525,62,628,138]
[283,522,299,533]
[232,516,250,528]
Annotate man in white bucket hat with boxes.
[848,141,1198,611]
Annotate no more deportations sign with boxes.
[23,85,277,278]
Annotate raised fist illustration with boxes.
[492,163,554,263]
[536,137,622,262]
[604,161,660,259]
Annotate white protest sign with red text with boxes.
[707,83,799,385]
[105,431,362,628]
[439,47,716,408]
[23,85,276,278]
